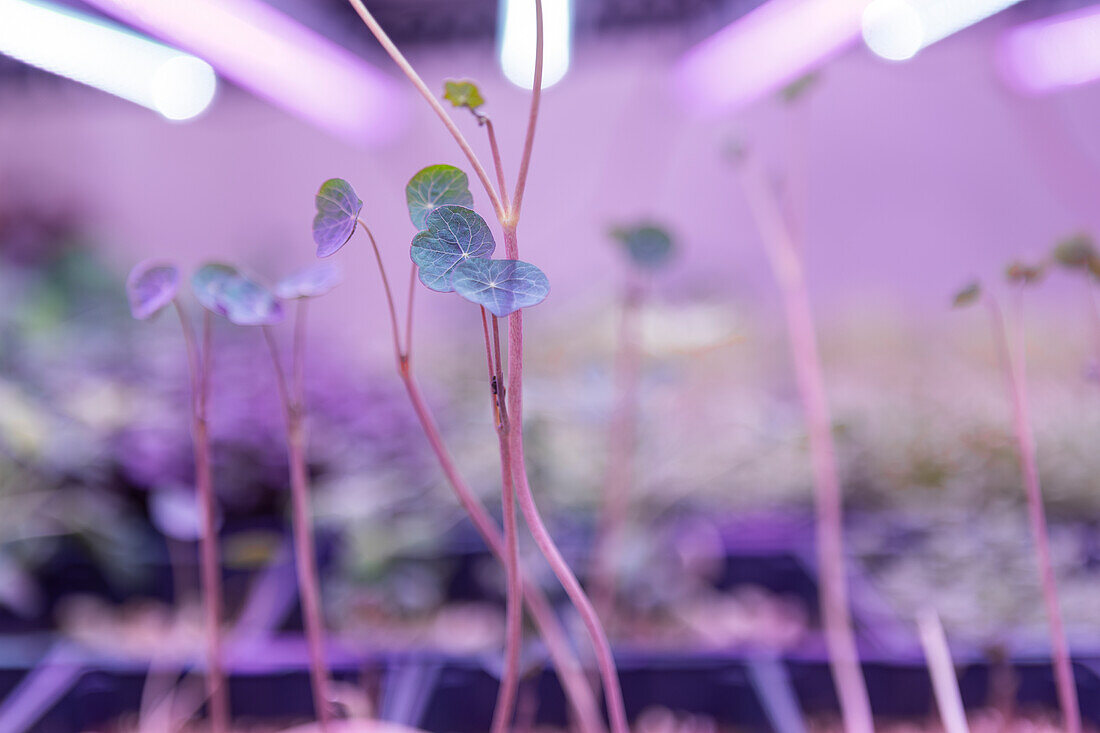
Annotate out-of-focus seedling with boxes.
[953,272,1081,733]
[127,260,229,733]
[1049,233,1100,379]
[193,262,336,732]
[591,224,675,624]
[733,148,872,733]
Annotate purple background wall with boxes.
[2,15,1100,360]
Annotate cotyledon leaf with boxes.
[410,205,496,292]
[127,260,180,320]
[406,165,474,230]
[313,178,363,258]
[451,258,550,317]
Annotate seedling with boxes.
[1049,233,1100,378]
[126,260,229,733]
[733,151,873,733]
[309,168,603,733]
[312,3,628,726]
[192,261,336,731]
[591,224,675,624]
[953,273,1080,733]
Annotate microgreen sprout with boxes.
[193,261,333,731]
[591,224,675,624]
[953,271,1081,733]
[312,4,627,723]
[127,259,229,733]
[1049,232,1100,380]
[733,150,873,732]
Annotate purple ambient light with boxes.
[81,0,407,145]
[998,4,1100,94]
[675,0,866,115]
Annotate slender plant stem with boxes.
[480,308,523,733]
[1082,275,1100,375]
[364,247,603,733]
[509,0,545,223]
[345,0,505,221]
[173,301,228,733]
[263,325,332,732]
[348,3,623,730]
[405,263,417,361]
[591,279,643,625]
[360,220,405,361]
[483,118,511,214]
[916,608,969,733]
[986,294,1080,733]
[738,159,873,733]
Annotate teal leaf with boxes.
[451,258,550,317]
[192,263,284,325]
[313,178,363,258]
[406,165,474,230]
[276,262,342,300]
[410,205,496,292]
[612,224,675,269]
[127,260,179,320]
[191,263,239,316]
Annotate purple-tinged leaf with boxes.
[127,260,180,320]
[313,178,363,258]
[275,262,342,300]
[406,165,474,230]
[451,258,550,317]
[410,205,495,292]
[218,275,284,326]
[192,263,284,325]
[191,263,239,317]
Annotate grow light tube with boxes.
[862,0,1025,62]
[0,0,216,121]
[998,4,1100,94]
[675,0,867,115]
[499,0,572,89]
[80,0,406,145]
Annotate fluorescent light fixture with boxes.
[862,0,1025,61]
[0,0,216,121]
[998,4,1100,93]
[499,0,572,89]
[675,0,866,115]
[81,0,406,145]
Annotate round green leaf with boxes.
[612,225,675,269]
[276,262,342,300]
[451,258,550,317]
[313,178,363,258]
[127,260,179,320]
[410,205,496,292]
[406,165,474,230]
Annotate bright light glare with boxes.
[0,0,216,121]
[500,0,571,89]
[999,5,1100,93]
[675,0,867,115]
[862,0,1025,61]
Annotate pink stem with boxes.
[345,0,505,221]
[503,229,629,733]
[365,238,602,733]
[738,160,873,733]
[1082,276,1100,375]
[400,372,604,733]
[263,325,332,731]
[483,117,511,214]
[986,294,1080,733]
[480,310,522,733]
[509,0,544,223]
[591,279,644,624]
[173,302,228,733]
